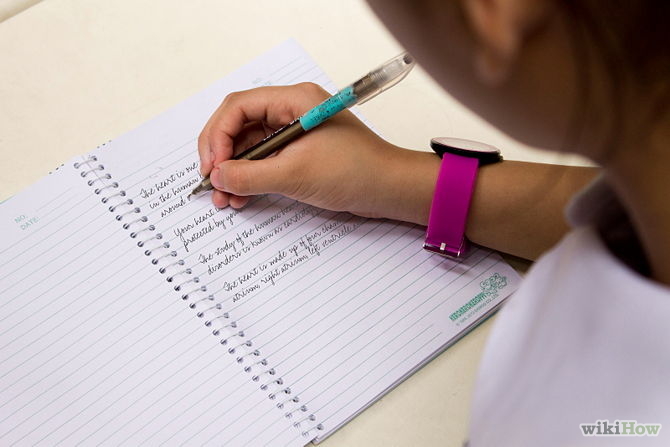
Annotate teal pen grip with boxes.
[299,86,357,130]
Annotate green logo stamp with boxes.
[449,273,508,322]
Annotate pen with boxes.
[188,52,415,199]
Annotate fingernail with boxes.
[201,150,215,177]
[210,166,223,189]
[199,157,208,177]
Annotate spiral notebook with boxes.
[0,40,520,446]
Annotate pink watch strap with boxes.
[424,152,479,258]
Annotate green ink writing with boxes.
[14,214,40,231]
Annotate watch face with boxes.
[430,137,502,164]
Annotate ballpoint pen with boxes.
[188,52,415,199]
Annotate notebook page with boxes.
[0,160,296,446]
[0,43,319,447]
[90,40,522,446]
[88,39,345,444]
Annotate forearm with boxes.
[467,161,598,260]
[382,148,597,261]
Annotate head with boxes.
[366,0,670,165]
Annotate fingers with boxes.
[211,189,250,210]
[197,83,329,177]
[209,156,296,211]
[197,130,214,177]
[229,195,251,209]
[211,189,229,209]
[210,156,298,198]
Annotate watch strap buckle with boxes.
[423,238,469,259]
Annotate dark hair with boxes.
[566,1,668,85]
[560,1,670,159]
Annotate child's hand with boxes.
[198,83,439,225]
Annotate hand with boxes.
[198,83,440,225]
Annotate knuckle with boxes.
[222,91,241,107]
[296,82,328,100]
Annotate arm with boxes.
[199,84,598,262]
[467,161,598,260]
[376,148,597,261]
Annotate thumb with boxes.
[211,157,297,197]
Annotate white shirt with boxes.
[468,180,670,446]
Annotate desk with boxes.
[0,1,583,445]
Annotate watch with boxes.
[423,137,502,258]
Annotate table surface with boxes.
[0,1,586,445]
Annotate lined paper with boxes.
[0,40,520,446]
[0,40,322,447]
[0,164,300,446]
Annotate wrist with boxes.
[373,146,440,225]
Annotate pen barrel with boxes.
[352,74,383,105]
[193,177,212,194]
[352,53,414,105]
[235,119,305,160]
[299,87,357,130]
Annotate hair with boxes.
[559,1,670,159]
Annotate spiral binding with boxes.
[74,154,324,439]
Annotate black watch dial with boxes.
[430,137,502,165]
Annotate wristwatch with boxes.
[424,137,502,259]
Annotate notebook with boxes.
[0,40,520,446]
